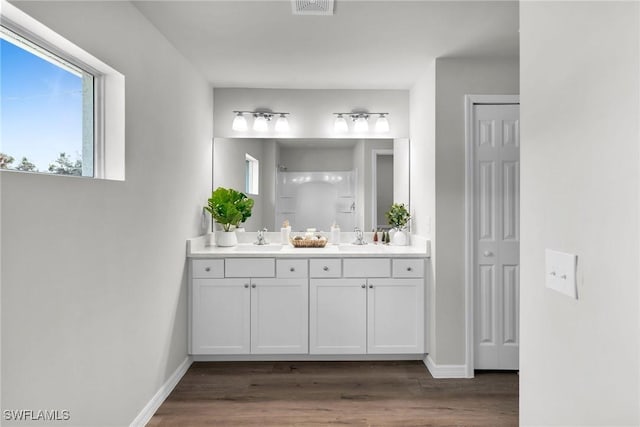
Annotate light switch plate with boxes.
[545,249,578,299]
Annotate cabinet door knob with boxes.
[483,251,493,257]
[244,283,249,288]
[323,266,329,271]
[251,284,257,288]
[205,267,211,272]
[290,267,295,272]
[406,267,413,272]
[369,284,373,289]
[361,284,366,288]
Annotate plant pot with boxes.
[216,230,238,247]
[391,229,407,246]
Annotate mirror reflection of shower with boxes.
[276,171,356,231]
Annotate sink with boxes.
[233,244,282,252]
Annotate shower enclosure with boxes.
[276,171,356,232]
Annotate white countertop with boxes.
[187,232,430,258]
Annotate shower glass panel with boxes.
[276,171,356,232]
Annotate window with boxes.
[1,25,95,176]
[245,154,259,195]
[1,2,125,180]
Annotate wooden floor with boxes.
[149,361,518,426]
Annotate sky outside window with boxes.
[1,26,92,175]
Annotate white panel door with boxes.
[310,279,367,354]
[474,104,520,370]
[192,278,250,355]
[367,279,424,354]
[250,278,308,354]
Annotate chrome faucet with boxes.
[353,227,367,245]
[255,228,269,245]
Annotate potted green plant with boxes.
[385,203,411,246]
[205,187,254,247]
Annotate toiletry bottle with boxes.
[373,229,378,244]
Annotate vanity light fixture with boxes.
[253,114,269,132]
[274,113,290,133]
[332,112,390,134]
[353,114,369,133]
[333,114,349,133]
[231,112,248,132]
[375,114,390,133]
[231,110,291,133]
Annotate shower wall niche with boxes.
[276,171,356,232]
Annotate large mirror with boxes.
[213,138,409,232]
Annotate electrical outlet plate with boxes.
[545,249,578,299]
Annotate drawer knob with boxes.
[323,266,329,271]
[290,267,295,272]
[251,284,257,288]
[205,267,211,272]
[361,284,366,288]
[244,283,249,288]
[407,267,413,272]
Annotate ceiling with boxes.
[133,0,519,90]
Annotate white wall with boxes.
[1,2,212,425]
[409,61,436,354]
[435,58,519,364]
[520,2,639,425]
[213,88,409,139]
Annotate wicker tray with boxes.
[290,238,328,248]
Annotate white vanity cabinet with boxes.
[310,279,367,354]
[310,258,424,355]
[191,258,308,355]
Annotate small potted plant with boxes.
[205,187,254,247]
[385,203,411,246]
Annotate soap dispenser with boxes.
[330,221,341,245]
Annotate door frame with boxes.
[464,94,520,378]
[371,148,394,230]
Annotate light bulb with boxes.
[354,115,369,133]
[275,114,290,133]
[253,114,268,132]
[334,114,348,133]
[375,114,389,133]
[232,113,247,131]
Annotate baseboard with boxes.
[192,354,423,362]
[423,354,469,378]
[130,356,193,427]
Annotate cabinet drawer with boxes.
[310,259,342,278]
[192,259,224,278]
[277,259,308,278]
[225,258,275,278]
[392,259,424,278]
[343,258,391,278]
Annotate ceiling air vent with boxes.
[292,0,335,16]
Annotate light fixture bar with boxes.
[332,112,389,116]
[233,110,290,116]
[332,112,390,133]
[231,110,291,133]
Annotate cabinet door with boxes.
[310,279,367,354]
[367,278,424,354]
[251,278,308,354]
[192,278,250,354]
